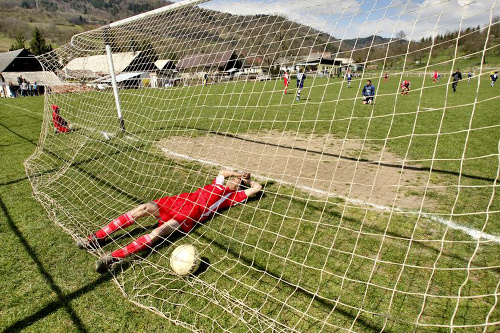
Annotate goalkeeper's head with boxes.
[226,173,251,191]
[51,104,60,113]
[226,176,243,191]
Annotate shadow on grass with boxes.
[0,196,114,333]
[0,120,38,146]
[192,231,382,331]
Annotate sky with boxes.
[170,0,500,40]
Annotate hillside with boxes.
[1,0,497,70]
[0,0,169,51]
[2,0,392,55]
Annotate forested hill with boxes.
[1,0,497,69]
[1,0,394,54]
[0,0,170,51]
[0,0,342,59]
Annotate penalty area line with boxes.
[161,147,500,244]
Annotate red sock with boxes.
[94,212,135,239]
[111,235,153,258]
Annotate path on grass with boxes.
[157,131,442,210]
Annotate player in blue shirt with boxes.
[296,70,306,101]
[346,71,352,88]
[361,80,375,104]
[491,71,498,87]
[467,71,473,84]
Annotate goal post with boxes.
[26,0,500,332]
[100,0,211,135]
[105,44,126,134]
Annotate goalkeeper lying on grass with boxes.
[77,170,262,272]
[51,104,77,133]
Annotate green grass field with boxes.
[0,97,189,332]
[3,71,500,332]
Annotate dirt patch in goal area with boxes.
[157,131,439,210]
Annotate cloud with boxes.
[172,0,499,39]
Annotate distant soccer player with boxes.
[467,71,473,84]
[296,70,306,101]
[361,80,375,104]
[51,104,75,133]
[451,69,462,93]
[283,70,290,94]
[490,71,498,87]
[78,170,262,272]
[346,70,352,88]
[401,80,411,95]
[433,70,438,83]
[384,72,388,82]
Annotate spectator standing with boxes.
[0,73,6,98]
[21,79,29,97]
[9,83,16,97]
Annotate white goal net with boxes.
[26,0,500,331]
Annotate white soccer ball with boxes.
[170,244,201,276]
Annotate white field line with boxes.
[420,107,442,111]
[161,148,500,244]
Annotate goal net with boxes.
[26,0,500,331]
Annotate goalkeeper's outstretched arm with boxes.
[241,173,262,197]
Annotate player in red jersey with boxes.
[78,170,262,272]
[283,70,290,94]
[401,80,411,95]
[433,70,438,83]
[51,104,75,133]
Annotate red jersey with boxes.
[154,176,248,232]
[401,80,411,88]
[51,105,70,133]
[52,111,70,133]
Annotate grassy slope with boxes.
[0,97,187,332]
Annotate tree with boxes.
[10,31,26,50]
[29,28,52,55]
[396,30,406,40]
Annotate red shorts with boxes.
[55,125,70,133]
[153,194,202,232]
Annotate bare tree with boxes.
[396,30,406,40]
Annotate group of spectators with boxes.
[0,73,39,98]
